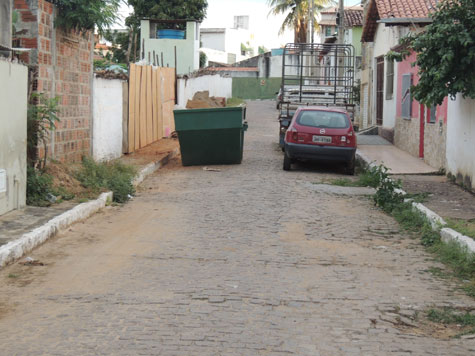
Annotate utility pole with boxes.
[308,0,315,44]
[338,0,345,44]
[310,0,314,44]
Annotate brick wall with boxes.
[14,0,93,163]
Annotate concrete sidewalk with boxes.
[0,139,179,268]
[357,134,438,175]
[356,138,475,253]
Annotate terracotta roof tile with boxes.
[345,10,363,27]
[375,0,437,19]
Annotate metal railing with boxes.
[281,43,355,108]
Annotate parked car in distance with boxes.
[283,107,357,174]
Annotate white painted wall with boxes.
[0,60,27,216]
[201,31,226,52]
[268,55,283,78]
[372,24,407,128]
[446,96,475,190]
[177,75,233,108]
[200,47,230,65]
[92,77,125,162]
[200,27,254,64]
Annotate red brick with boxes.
[22,38,37,48]
[19,52,29,64]
[13,0,29,10]
[20,11,36,22]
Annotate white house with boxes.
[200,25,253,65]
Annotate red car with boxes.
[283,107,357,174]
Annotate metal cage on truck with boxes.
[278,43,356,147]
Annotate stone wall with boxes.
[394,116,447,171]
[424,121,447,171]
[394,117,420,158]
[14,0,93,163]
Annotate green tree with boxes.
[53,0,121,34]
[103,29,140,64]
[410,0,475,105]
[127,0,208,27]
[267,0,334,43]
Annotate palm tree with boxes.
[268,0,335,43]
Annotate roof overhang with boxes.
[361,0,380,42]
[378,17,433,25]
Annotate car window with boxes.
[297,111,349,128]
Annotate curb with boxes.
[0,148,179,269]
[0,192,113,268]
[132,148,179,187]
[355,152,475,254]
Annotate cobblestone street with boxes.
[0,101,474,355]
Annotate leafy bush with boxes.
[53,0,121,34]
[360,165,404,211]
[27,93,60,170]
[26,167,54,206]
[75,157,136,203]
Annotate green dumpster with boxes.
[173,106,248,166]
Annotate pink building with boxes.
[394,50,448,168]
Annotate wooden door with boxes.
[376,56,384,126]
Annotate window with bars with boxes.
[325,26,332,37]
[401,73,412,119]
[386,59,394,100]
[429,105,437,123]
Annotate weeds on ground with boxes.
[52,186,75,201]
[446,218,475,239]
[75,157,136,203]
[364,163,475,298]
[427,307,475,338]
[427,307,475,327]
[429,241,475,281]
[26,167,54,206]
[328,165,388,188]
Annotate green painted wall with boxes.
[232,77,281,100]
[352,27,363,57]
[141,20,199,75]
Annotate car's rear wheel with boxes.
[283,153,291,171]
[345,156,355,175]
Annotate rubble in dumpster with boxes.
[186,91,226,109]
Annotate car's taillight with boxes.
[341,130,355,146]
[286,127,298,142]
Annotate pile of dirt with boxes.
[186,91,226,109]
[44,161,86,196]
